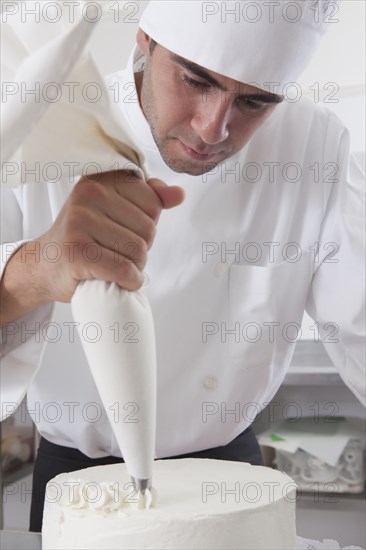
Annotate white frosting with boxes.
[56,478,157,512]
[42,458,297,549]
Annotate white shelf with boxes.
[283,340,343,386]
[284,366,342,386]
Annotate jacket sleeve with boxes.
[305,113,365,406]
[0,185,55,420]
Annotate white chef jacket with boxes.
[1,45,365,459]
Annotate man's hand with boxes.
[0,170,185,324]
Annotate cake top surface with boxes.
[47,458,296,516]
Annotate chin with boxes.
[154,137,221,176]
[162,155,220,176]
[167,162,217,176]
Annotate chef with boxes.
[1,0,364,533]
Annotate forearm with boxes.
[0,242,50,326]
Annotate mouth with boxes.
[178,140,220,162]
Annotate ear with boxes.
[136,29,151,57]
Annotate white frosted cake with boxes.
[42,458,297,549]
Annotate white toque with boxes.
[139,0,341,92]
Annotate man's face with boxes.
[136,31,283,176]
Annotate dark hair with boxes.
[149,39,157,54]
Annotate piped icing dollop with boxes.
[56,478,157,512]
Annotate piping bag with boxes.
[1,11,156,502]
[71,280,156,501]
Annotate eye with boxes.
[238,98,267,112]
[181,74,210,90]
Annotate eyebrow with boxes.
[170,53,284,104]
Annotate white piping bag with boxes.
[71,280,156,493]
[1,10,156,496]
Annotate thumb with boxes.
[147,178,185,209]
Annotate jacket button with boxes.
[213,261,228,276]
[202,376,219,390]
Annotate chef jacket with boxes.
[1,45,365,459]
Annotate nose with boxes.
[190,95,230,145]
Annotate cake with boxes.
[42,458,297,549]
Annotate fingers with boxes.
[73,246,145,292]
[109,175,164,222]
[85,210,148,272]
[80,172,185,219]
[44,170,185,299]
[146,178,186,210]
[95,195,157,249]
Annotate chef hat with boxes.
[139,0,341,92]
